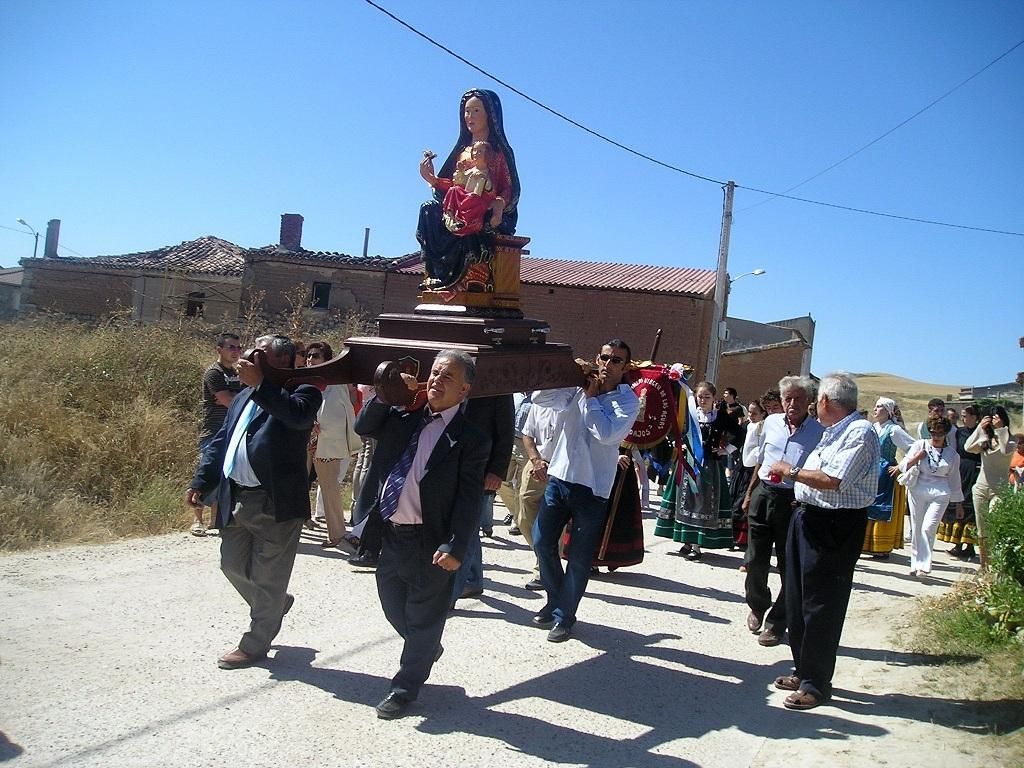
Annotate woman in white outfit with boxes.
[964,405,1017,569]
[306,342,361,552]
[900,415,963,577]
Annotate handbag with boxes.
[897,464,919,489]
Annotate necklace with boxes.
[926,444,943,470]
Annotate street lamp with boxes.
[730,268,766,285]
[16,218,39,258]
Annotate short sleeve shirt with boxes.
[200,362,242,439]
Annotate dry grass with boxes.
[854,372,966,426]
[0,312,368,551]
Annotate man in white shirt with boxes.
[741,376,823,648]
[530,340,641,643]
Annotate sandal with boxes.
[343,533,361,548]
[190,522,207,537]
[320,539,341,549]
[783,690,826,710]
[774,675,800,691]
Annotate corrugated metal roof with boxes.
[395,256,716,296]
[522,258,716,295]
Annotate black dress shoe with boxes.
[375,691,411,720]
[531,613,555,630]
[508,526,521,536]
[349,552,379,568]
[524,578,544,591]
[547,622,571,643]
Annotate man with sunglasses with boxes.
[192,332,244,536]
[531,339,640,643]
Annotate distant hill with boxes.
[854,372,964,426]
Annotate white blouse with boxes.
[901,440,963,501]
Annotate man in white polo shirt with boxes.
[530,339,640,643]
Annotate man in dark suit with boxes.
[355,350,489,719]
[186,334,322,670]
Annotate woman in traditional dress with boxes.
[417,88,520,289]
[654,382,742,560]
[937,404,981,559]
[862,397,915,558]
[900,415,963,578]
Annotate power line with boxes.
[1,223,89,256]
[739,37,1024,212]
[364,0,1024,238]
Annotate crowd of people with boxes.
[185,330,1020,718]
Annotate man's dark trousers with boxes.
[375,523,453,701]
[785,504,868,701]
[744,483,796,633]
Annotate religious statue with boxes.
[416,88,520,291]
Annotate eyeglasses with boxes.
[598,354,625,365]
[220,344,241,351]
[306,352,322,360]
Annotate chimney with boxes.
[279,213,303,252]
[44,219,61,258]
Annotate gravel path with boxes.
[0,499,1016,767]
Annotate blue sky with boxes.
[2,0,1021,386]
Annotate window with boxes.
[311,282,331,310]
[185,291,205,317]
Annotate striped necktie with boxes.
[378,409,442,520]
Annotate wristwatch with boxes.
[788,465,800,482]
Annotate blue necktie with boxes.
[379,410,441,520]
[222,400,262,478]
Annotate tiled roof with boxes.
[396,256,717,296]
[34,236,247,277]
[0,268,23,287]
[245,245,408,271]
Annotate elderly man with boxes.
[768,372,880,711]
[186,334,322,670]
[354,350,489,719]
[531,339,641,643]
[741,376,823,648]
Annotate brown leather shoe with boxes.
[746,611,764,633]
[758,627,782,647]
[217,647,266,670]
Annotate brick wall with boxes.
[718,343,809,404]
[382,271,714,372]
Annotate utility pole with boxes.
[706,181,735,384]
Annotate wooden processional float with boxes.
[248,88,589,405]
[247,238,588,405]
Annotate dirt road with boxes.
[0,503,1016,767]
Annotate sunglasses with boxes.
[306,352,322,359]
[598,354,625,365]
